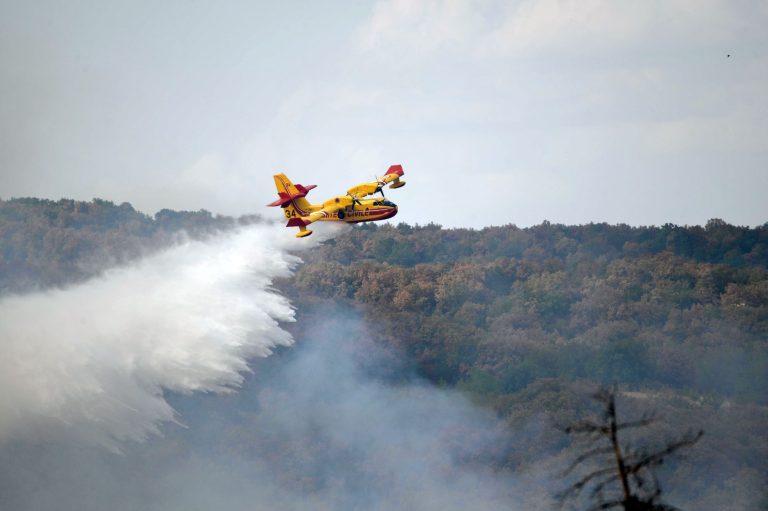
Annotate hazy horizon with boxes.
[2,0,766,228]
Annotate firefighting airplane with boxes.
[268,165,406,237]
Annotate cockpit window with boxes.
[381,200,396,207]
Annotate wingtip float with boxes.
[268,165,406,238]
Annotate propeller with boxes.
[347,193,361,210]
[373,175,386,198]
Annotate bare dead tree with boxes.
[559,387,703,511]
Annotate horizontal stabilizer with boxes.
[296,184,317,194]
[267,183,317,207]
[286,217,311,227]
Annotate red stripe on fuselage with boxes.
[315,207,397,223]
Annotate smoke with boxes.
[0,223,325,448]
[0,315,555,511]
[0,221,556,509]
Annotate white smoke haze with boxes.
[0,222,328,448]
[0,218,556,510]
[0,317,556,511]
[4,217,747,509]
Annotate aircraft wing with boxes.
[379,164,405,187]
[346,164,406,199]
[346,182,379,199]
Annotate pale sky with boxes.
[1,0,766,228]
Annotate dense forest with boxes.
[290,220,767,397]
[282,219,768,509]
[1,198,766,509]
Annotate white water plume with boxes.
[0,223,321,448]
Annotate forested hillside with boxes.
[283,221,768,508]
[1,198,766,508]
[288,221,768,402]
[0,198,253,292]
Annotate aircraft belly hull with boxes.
[345,207,397,223]
[315,207,397,223]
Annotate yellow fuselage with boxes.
[270,167,405,237]
[285,197,398,224]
